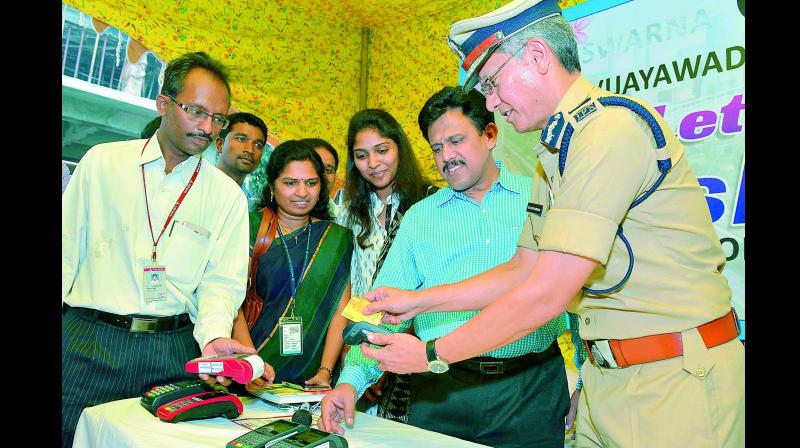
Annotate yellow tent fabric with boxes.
[64,0,584,183]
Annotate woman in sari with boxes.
[232,140,353,388]
[337,109,435,421]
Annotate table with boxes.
[72,396,488,447]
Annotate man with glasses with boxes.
[62,52,261,448]
[352,1,744,447]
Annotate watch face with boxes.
[429,360,449,374]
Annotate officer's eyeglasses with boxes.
[165,94,230,130]
[476,46,524,97]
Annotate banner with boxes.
[489,0,746,335]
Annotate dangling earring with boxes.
[270,191,274,202]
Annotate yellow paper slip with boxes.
[341,295,384,326]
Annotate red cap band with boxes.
[462,32,501,70]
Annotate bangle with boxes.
[318,366,333,376]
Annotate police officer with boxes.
[336,1,744,446]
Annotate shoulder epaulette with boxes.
[540,94,672,177]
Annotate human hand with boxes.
[318,384,357,435]
[305,368,332,388]
[199,337,258,386]
[362,287,425,324]
[565,389,581,440]
[362,372,389,403]
[360,333,428,374]
[249,371,275,388]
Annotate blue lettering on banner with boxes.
[697,177,727,223]
[732,165,745,226]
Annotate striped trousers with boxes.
[62,307,200,448]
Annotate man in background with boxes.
[215,112,268,188]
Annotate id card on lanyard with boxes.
[279,316,303,356]
[140,136,202,302]
[143,266,167,302]
[276,219,312,357]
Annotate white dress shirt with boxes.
[62,132,250,349]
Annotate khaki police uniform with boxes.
[517,75,744,447]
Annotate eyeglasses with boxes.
[475,46,524,97]
[165,94,230,129]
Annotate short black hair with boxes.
[300,138,338,170]
[141,116,161,139]
[264,140,330,221]
[160,51,231,98]
[418,86,494,141]
[217,112,268,142]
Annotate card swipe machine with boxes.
[156,390,242,423]
[140,379,215,415]
[185,353,265,384]
[227,409,348,448]
[342,321,392,345]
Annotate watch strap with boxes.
[426,339,439,363]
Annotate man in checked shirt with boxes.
[320,86,585,448]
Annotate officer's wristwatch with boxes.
[426,339,449,374]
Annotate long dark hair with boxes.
[263,140,330,221]
[343,109,431,248]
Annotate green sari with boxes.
[248,214,353,384]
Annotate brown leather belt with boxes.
[454,340,560,375]
[584,309,740,369]
[66,305,192,333]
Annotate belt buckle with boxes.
[130,318,158,333]
[588,340,619,369]
[479,361,504,375]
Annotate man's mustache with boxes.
[443,159,465,171]
[187,132,211,142]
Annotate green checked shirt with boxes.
[337,162,586,398]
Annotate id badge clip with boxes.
[279,316,303,356]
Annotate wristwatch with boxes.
[426,339,449,374]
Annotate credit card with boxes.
[341,295,384,326]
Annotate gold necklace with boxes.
[278,220,309,244]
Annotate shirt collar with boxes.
[494,161,522,194]
[138,132,163,166]
[552,74,595,118]
[535,74,596,177]
[370,191,399,217]
[436,161,520,206]
[138,130,203,176]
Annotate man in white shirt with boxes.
[62,52,258,448]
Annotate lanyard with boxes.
[140,136,203,265]
[383,203,393,230]
[276,216,312,317]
